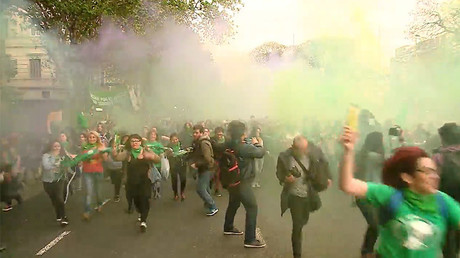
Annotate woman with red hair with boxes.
[339,127,460,258]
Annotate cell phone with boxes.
[346,105,360,131]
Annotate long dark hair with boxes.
[43,140,66,156]
[226,120,246,149]
[361,132,384,156]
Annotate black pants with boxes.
[1,182,10,204]
[356,198,379,255]
[125,185,134,210]
[43,181,66,219]
[108,169,122,197]
[443,229,460,258]
[289,195,310,258]
[224,181,258,243]
[171,167,186,196]
[133,195,150,223]
[127,181,151,222]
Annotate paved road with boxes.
[1,161,365,258]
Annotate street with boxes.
[1,164,365,258]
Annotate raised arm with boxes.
[339,127,368,198]
[112,148,128,161]
[239,143,266,159]
[142,149,161,164]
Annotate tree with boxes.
[408,0,460,42]
[120,0,243,43]
[12,0,243,44]
[250,41,287,63]
[6,0,242,121]
[16,0,141,44]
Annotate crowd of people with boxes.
[1,113,460,258]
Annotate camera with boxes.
[389,125,402,137]
[289,166,302,178]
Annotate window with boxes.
[42,91,50,99]
[9,59,17,79]
[29,59,41,79]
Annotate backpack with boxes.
[219,149,241,189]
[379,190,448,226]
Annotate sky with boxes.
[210,0,418,62]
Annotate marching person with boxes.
[41,140,69,226]
[112,134,160,232]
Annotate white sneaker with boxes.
[140,222,147,232]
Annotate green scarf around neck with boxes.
[83,143,97,150]
[403,188,438,214]
[131,148,142,159]
[171,143,181,153]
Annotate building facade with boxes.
[1,14,66,134]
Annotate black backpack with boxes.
[219,149,241,189]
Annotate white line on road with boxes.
[36,231,71,256]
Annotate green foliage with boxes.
[21,0,141,43]
[125,0,243,42]
[251,42,287,63]
[11,0,242,43]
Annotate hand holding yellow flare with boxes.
[346,105,360,132]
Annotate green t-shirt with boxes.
[366,183,460,258]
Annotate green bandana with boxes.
[61,146,111,167]
[403,189,438,214]
[171,143,181,153]
[146,141,165,155]
[83,143,97,150]
[131,148,142,159]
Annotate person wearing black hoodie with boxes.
[223,120,266,248]
[354,132,385,258]
[433,122,460,258]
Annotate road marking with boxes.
[36,231,71,256]
[102,198,110,206]
[93,199,111,210]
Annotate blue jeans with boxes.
[83,173,104,213]
[196,171,216,210]
[224,181,258,243]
